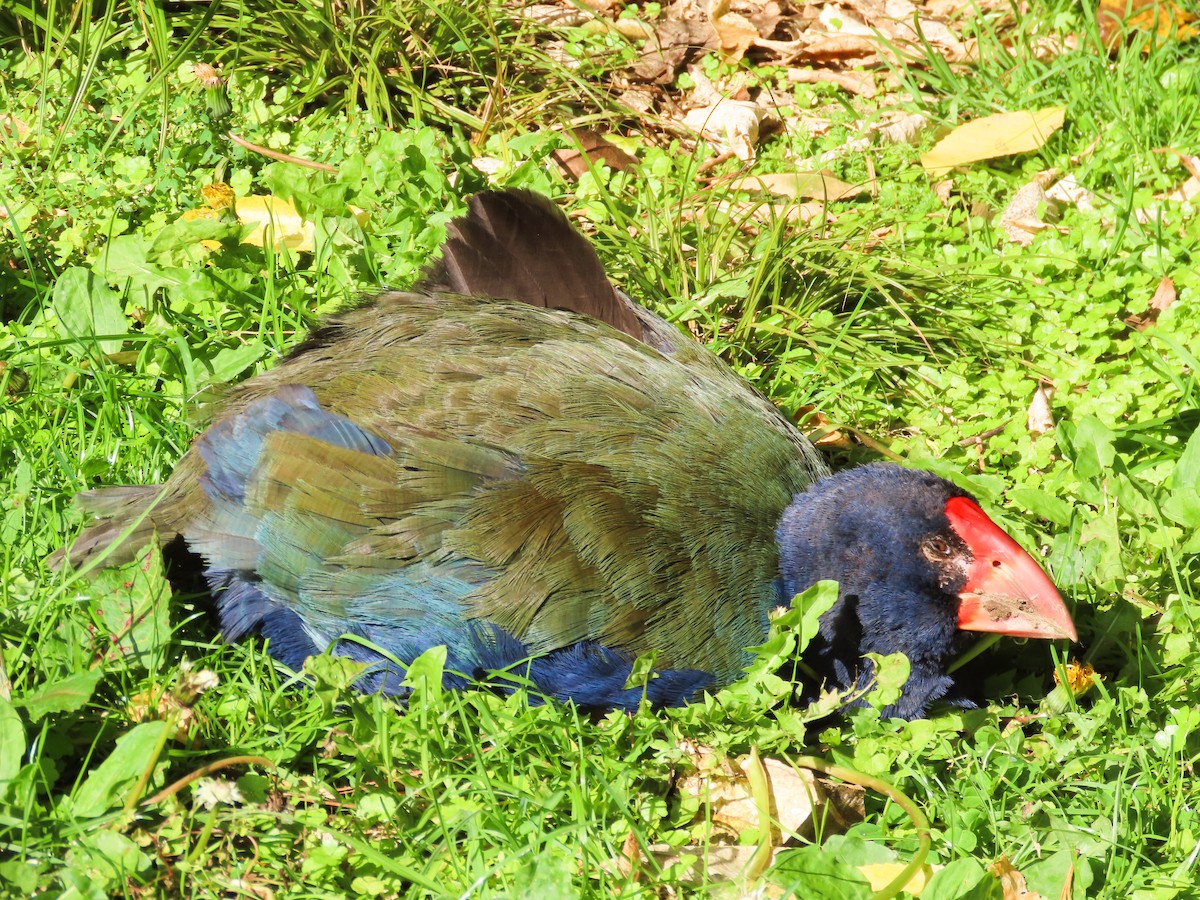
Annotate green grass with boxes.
[2,0,1200,895]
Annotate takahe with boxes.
[61,190,1076,719]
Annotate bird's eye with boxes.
[923,537,952,559]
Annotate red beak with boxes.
[945,497,1077,642]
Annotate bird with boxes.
[60,189,1076,719]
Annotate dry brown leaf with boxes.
[643,842,760,884]
[1176,151,1200,179]
[816,137,872,165]
[880,0,974,59]
[876,112,933,145]
[797,405,855,448]
[807,0,974,62]
[924,0,1011,17]
[791,115,834,137]
[715,197,831,224]
[127,687,199,740]
[1159,172,1200,203]
[683,98,772,160]
[788,67,877,96]
[581,17,657,39]
[1027,380,1056,436]
[541,39,584,71]
[1028,32,1081,61]
[471,157,505,178]
[1131,153,1200,222]
[616,830,641,880]
[677,744,826,840]
[0,114,30,141]
[127,661,218,742]
[921,107,1066,176]
[630,0,716,83]
[782,116,830,141]
[748,0,788,38]
[1097,0,1199,50]
[1148,274,1179,313]
[794,112,929,168]
[999,176,1064,246]
[1124,275,1177,330]
[552,129,639,181]
[709,0,761,59]
[1001,217,1061,245]
[818,3,875,35]
[615,19,659,39]
[520,3,589,26]
[617,88,657,115]
[1045,174,1100,213]
[795,31,883,62]
[731,171,865,201]
[634,745,866,887]
[685,63,733,106]
[990,855,1047,900]
[1059,855,1075,900]
[222,876,274,900]
[1135,175,1200,223]
[822,777,867,825]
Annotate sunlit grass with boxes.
[1,0,1199,895]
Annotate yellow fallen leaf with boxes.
[179,207,223,223]
[1097,0,1200,49]
[921,108,1067,176]
[859,861,938,894]
[177,206,227,251]
[237,195,315,253]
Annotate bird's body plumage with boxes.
[62,190,1074,717]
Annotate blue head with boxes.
[776,463,1075,718]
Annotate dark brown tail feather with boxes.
[420,190,645,342]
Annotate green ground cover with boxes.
[1,0,1199,895]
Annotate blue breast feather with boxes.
[189,385,714,709]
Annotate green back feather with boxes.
[159,293,830,684]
